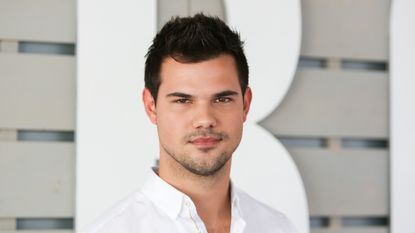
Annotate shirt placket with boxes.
[183,198,208,233]
[230,199,246,233]
[230,214,246,233]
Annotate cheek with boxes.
[223,112,244,134]
[221,107,245,123]
[156,109,189,137]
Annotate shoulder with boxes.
[236,188,297,233]
[79,191,161,233]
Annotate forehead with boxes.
[159,54,241,95]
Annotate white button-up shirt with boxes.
[81,170,296,233]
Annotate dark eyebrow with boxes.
[166,90,238,98]
[214,90,239,98]
[166,92,193,98]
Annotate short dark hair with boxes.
[144,13,249,102]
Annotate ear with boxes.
[142,88,157,124]
[242,86,252,122]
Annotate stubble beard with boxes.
[162,145,233,177]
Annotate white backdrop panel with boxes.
[76,1,157,229]
[225,1,308,233]
[390,1,415,233]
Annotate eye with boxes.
[173,98,192,104]
[214,97,232,103]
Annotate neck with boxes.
[158,153,232,230]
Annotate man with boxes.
[83,14,296,233]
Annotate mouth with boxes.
[189,137,222,149]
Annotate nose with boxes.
[192,103,217,129]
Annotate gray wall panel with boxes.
[301,0,390,61]
[0,142,74,217]
[0,0,75,43]
[261,69,388,138]
[157,0,188,30]
[0,54,75,130]
[157,0,225,30]
[189,0,226,20]
[290,149,388,216]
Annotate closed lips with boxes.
[189,137,222,147]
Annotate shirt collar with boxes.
[140,168,186,220]
[140,168,244,220]
[230,181,244,218]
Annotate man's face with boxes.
[143,54,252,176]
